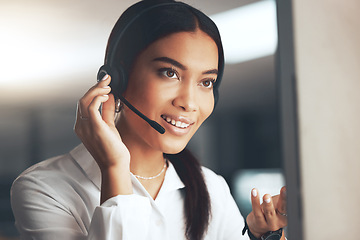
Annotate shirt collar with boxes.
[158,160,185,192]
[69,144,185,192]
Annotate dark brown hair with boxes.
[165,149,211,240]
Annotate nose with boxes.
[172,82,199,112]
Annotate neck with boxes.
[129,149,165,178]
[116,114,166,178]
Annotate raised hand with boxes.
[74,75,132,203]
[246,187,288,239]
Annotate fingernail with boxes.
[102,85,110,89]
[103,94,108,97]
[265,197,271,203]
[252,189,257,197]
[101,74,109,81]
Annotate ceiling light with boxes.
[210,0,278,64]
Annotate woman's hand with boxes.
[74,75,132,203]
[246,186,287,239]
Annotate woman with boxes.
[11,0,287,239]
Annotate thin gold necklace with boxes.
[132,160,168,180]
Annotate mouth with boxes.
[161,115,194,129]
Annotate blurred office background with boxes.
[0,0,284,238]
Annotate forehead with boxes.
[139,30,219,70]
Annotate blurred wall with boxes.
[292,0,360,238]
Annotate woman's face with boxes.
[119,29,219,154]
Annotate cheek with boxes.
[140,82,168,110]
[199,94,215,121]
[125,76,162,107]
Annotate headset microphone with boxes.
[117,95,165,134]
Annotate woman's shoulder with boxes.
[14,144,95,184]
[14,154,71,183]
[11,144,98,200]
[11,145,100,214]
[11,153,77,213]
[201,166,220,181]
[201,166,231,196]
[200,166,245,232]
[13,152,75,185]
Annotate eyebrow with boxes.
[152,56,218,75]
[202,69,218,75]
[152,57,186,70]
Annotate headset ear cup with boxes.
[97,64,127,100]
[97,64,111,82]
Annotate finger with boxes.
[262,194,277,229]
[97,74,111,87]
[276,186,287,216]
[76,101,89,121]
[88,94,110,124]
[250,188,264,221]
[102,94,116,125]
[78,75,111,119]
[74,101,93,139]
[78,88,110,121]
[81,75,111,103]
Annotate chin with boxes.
[160,139,188,155]
[164,148,185,155]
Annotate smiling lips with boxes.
[161,115,193,129]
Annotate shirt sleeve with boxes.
[11,175,152,240]
[88,195,152,239]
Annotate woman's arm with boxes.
[11,76,154,240]
[74,74,132,203]
[11,173,152,240]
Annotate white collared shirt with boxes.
[11,144,247,239]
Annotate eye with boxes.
[165,70,176,78]
[200,79,216,88]
[158,68,179,79]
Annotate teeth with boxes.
[162,115,191,128]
